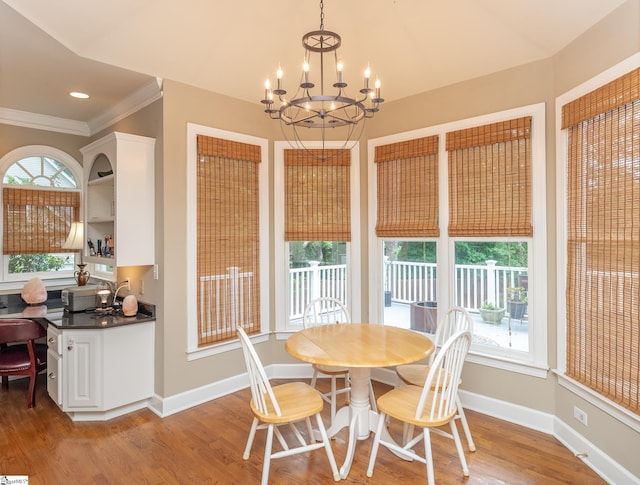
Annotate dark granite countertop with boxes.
[50,307,155,329]
[0,289,155,330]
[0,289,64,316]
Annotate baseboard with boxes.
[458,388,636,484]
[148,363,635,483]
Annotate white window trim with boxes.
[185,124,269,359]
[555,52,640,426]
[368,103,548,375]
[274,141,361,336]
[0,145,83,289]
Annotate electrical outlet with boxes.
[153,264,159,280]
[124,278,131,290]
[139,279,144,295]
[573,406,588,426]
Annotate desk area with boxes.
[0,290,156,421]
[286,323,434,478]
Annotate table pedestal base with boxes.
[315,367,408,479]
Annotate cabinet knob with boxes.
[67,345,73,351]
[48,337,55,343]
[48,372,56,380]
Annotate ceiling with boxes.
[0,0,629,128]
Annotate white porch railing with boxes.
[288,260,527,321]
[289,261,348,320]
[199,266,254,338]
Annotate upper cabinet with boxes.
[81,132,155,267]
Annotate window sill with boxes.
[466,351,549,378]
[186,331,269,361]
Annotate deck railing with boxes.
[288,259,527,320]
[289,261,348,320]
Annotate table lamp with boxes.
[62,221,90,286]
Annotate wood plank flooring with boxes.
[0,376,606,484]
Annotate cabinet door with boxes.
[64,331,102,409]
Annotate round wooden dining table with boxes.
[286,323,434,479]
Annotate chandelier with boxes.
[261,0,384,157]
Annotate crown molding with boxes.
[0,107,90,136]
[87,78,163,135]
[0,77,163,137]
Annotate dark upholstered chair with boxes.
[0,318,47,408]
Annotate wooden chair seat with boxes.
[377,384,457,429]
[249,381,323,424]
[312,363,348,376]
[396,364,459,388]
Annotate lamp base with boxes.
[74,263,90,286]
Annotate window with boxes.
[0,146,82,284]
[373,136,440,331]
[369,103,547,373]
[275,142,361,332]
[559,59,640,417]
[186,125,269,358]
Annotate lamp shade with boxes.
[62,221,84,250]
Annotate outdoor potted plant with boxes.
[479,301,505,324]
[506,286,527,320]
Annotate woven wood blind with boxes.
[563,67,640,415]
[3,187,80,254]
[284,149,351,241]
[196,135,261,345]
[447,116,532,237]
[374,136,439,237]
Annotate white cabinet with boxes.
[46,322,154,421]
[81,132,155,267]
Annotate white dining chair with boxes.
[367,329,473,485]
[237,327,339,484]
[395,306,476,451]
[303,296,377,420]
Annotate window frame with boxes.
[185,124,269,359]
[0,145,83,288]
[274,141,361,336]
[555,52,640,430]
[368,103,547,376]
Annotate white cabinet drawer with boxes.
[46,348,62,406]
[47,326,62,355]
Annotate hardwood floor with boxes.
[0,376,606,484]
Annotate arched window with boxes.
[0,146,82,283]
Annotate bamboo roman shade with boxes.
[196,135,261,345]
[562,67,640,415]
[447,116,532,237]
[284,149,351,241]
[375,136,439,237]
[3,187,80,254]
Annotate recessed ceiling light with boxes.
[69,91,89,99]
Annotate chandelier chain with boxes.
[319,0,324,31]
